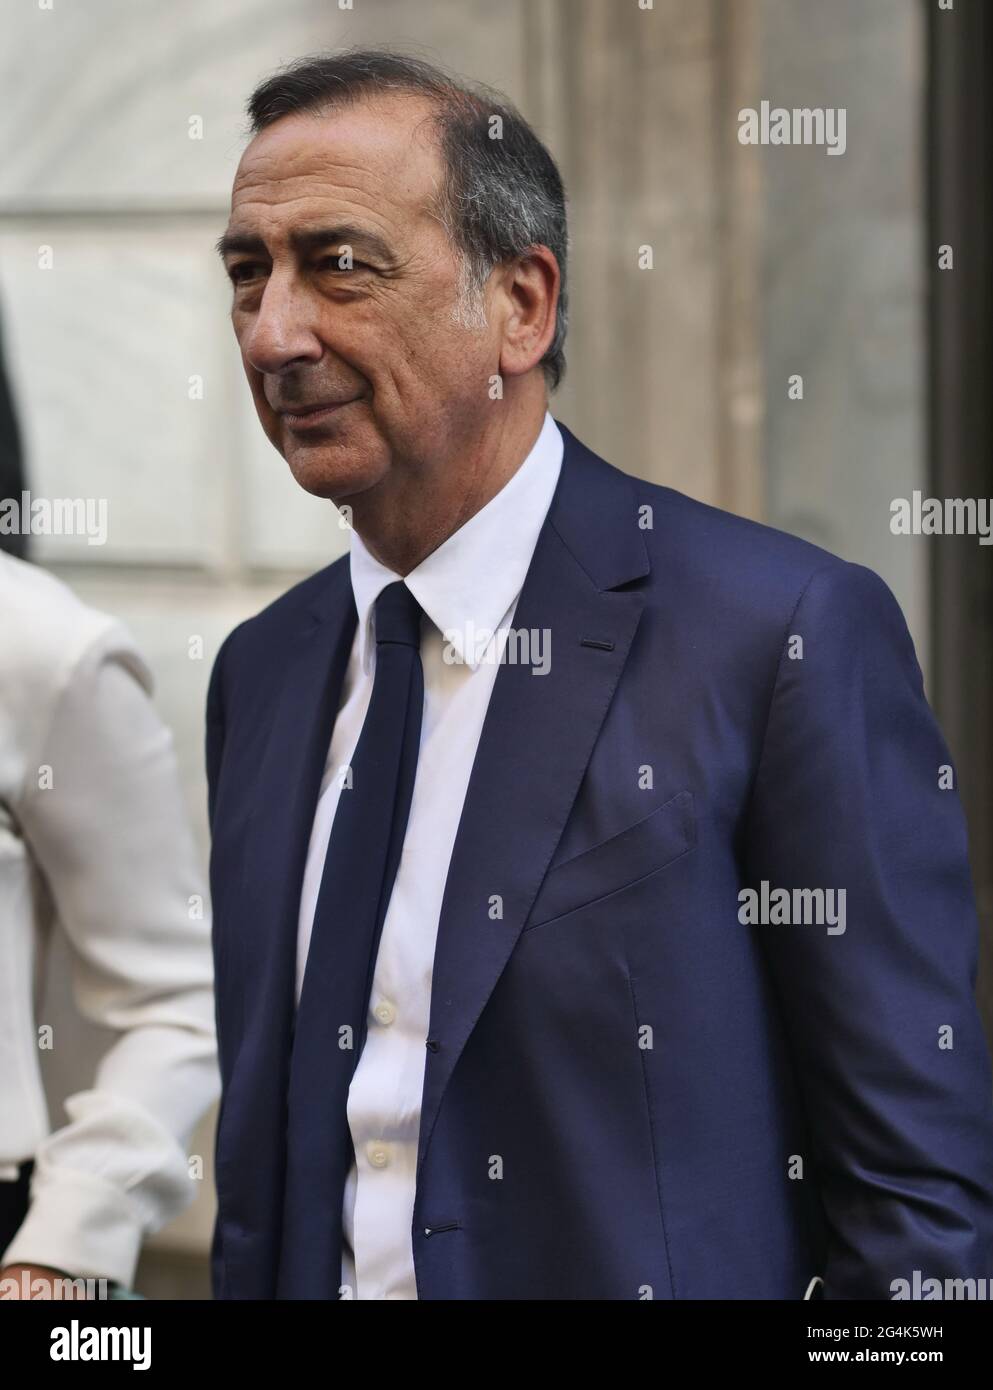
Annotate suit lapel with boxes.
[417,424,650,1175]
[238,568,358,1070]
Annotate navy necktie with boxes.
[277,580,425,1299]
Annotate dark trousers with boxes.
[0,1160,33,1257]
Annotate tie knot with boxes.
[374,581,423,648]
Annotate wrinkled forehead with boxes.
[229,96,445,239]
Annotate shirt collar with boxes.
[348,410,564,673]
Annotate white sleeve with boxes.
[2,629,219,1286]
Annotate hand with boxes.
[0,1263,90,1298]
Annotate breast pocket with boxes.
[525,790,696,931]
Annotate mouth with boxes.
[279,399,359,431]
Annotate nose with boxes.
[240,270,324,375]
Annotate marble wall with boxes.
[758,0,928,670]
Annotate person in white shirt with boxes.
[0,553,219,1297]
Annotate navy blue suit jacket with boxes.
[206,421,993,1299]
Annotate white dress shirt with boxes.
[0,554,219,1286]
[295,410,563,1300]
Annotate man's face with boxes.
[220,96,497,503]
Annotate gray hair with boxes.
[246,48,569,391]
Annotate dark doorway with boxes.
[928,0,993,1045]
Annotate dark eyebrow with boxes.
[214,230,267,260]
[214,224,396,265]
[291,225,396,264]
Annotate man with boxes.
[0,553,219,1297]
[207,49,993,1300]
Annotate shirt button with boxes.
[373,1000,397,1026]
[366,1142,390,1169]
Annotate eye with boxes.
[227,261,266,285]
[317,255,371,274]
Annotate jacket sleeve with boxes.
[745,560,993,1299]
[2,625,219,1287]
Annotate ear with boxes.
[496,246,560,380]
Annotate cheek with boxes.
[245,369,274,419]
[242,371,283,447]
[381,317,490,398]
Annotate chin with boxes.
[284,442,387,503]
